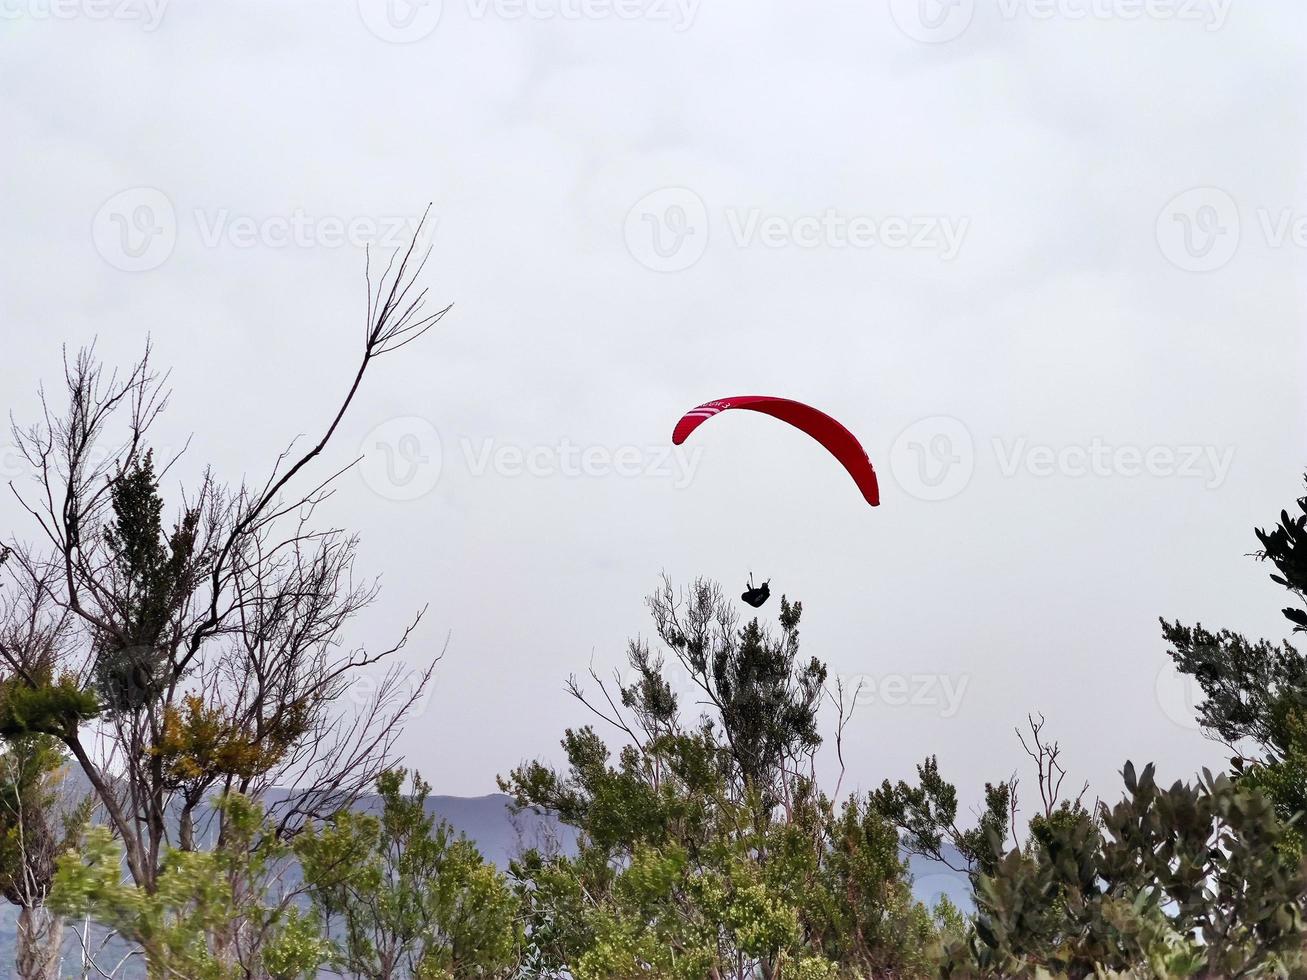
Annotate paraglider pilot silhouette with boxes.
[672,394,880,614]
[741,573,771,608]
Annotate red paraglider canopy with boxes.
[672,395,880,507]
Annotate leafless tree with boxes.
[1014,712,1091,825]
[0,213,449,929]
[66,918,140,980]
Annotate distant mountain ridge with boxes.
[343,789,576,869]
[397,791,972,909]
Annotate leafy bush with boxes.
[950,764,1307,979]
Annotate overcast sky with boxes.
[2,0,1305,816]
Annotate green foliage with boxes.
[709,598,825,807]
[1257,476,1307,634]
[154,693,308,792]
[806,793,942,978]
[872,755,1012,880]
[651,582,825,813]
[298,769,520,979]
[1237,735,1307,859]
[0,673,98,739]
[954,764,1307,978]
[512,799,861,980]
[0,735,87,907]
[1160,620,1307,751]
[505,722,725,855]
[508,731,937,979]
[51,793,330,980]
[94,451,205,712]
[26,523,1307,980]
[1163,472,1307,862]
[55,827,229,979]
[504,577,940,979]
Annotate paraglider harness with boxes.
[741,573,771,608]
